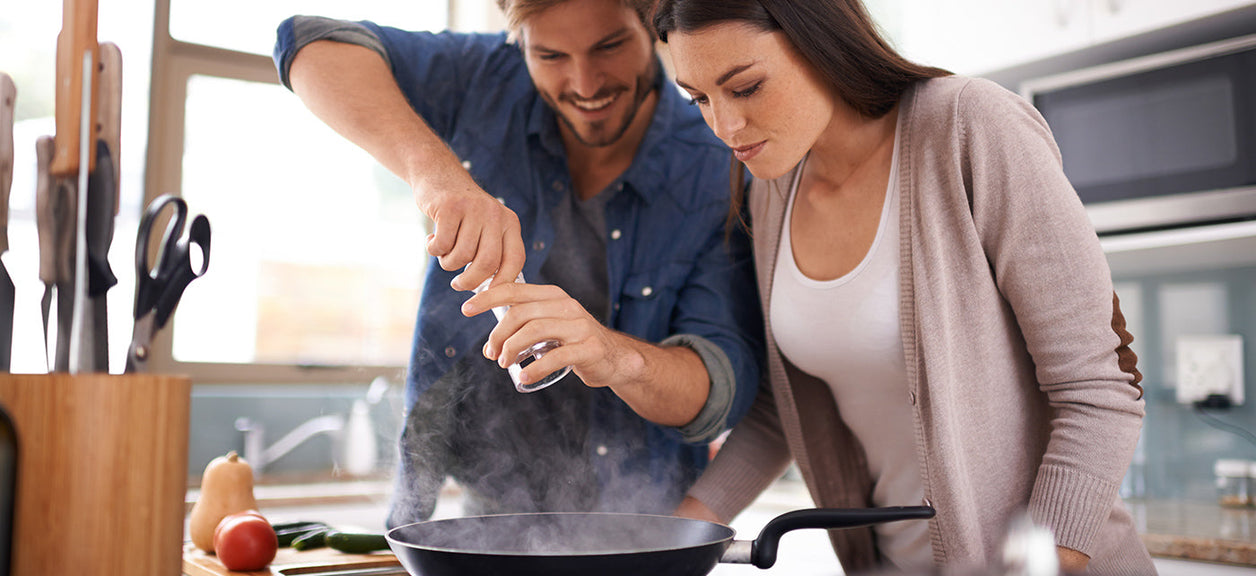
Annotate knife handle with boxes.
[35,137,68,285]
[0,72,14,254]
[98,42,121,211]
[50,0,100,177]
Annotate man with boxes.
[273,0,763,527]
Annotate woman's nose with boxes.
[709,103,746,141]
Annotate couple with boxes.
[273,0,1153,573]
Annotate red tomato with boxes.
[214,511,278,571]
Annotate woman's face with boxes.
[670,22,836,180]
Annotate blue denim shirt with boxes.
[275,20,763,518]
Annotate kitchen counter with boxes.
[186,481,1256,572]
[1131,499,1256,566]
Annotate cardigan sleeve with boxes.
[955,78,1145,555]
[685,377,794,523]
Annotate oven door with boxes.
[1024,34,1256,235]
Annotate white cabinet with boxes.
[878,0,1256,75]
[894,0,1090,74]
[1091,0,1256,43]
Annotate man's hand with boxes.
[464,281,709,426]
[420,181,526,293]
[465,282,623,386]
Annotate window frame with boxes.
[143,0,450,383]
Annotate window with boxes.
[1,0,453,381]
[149,0,455,381]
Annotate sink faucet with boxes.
[233,378,390,479]
[234,414,345,479]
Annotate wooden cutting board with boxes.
[183,543,403,576]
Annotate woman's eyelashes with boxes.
[685,81,764,106]
[731,81,762,99]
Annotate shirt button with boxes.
[615,182,623,192]
[923,498,933,508]
[444,346,457,358]
[552,180,563,191]
[461,160,472,170]
[495,196,506,205]
[641,286,653,297]
[596,445,608,456]
[533,241,546,251]
[610,229,622,240]
[909,390,917,405]
[613,302,620,311]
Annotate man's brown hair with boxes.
[496,0,658,42]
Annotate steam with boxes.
[387,335,701,550]
[390,513,731,555]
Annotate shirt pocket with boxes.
[616,261,692,342]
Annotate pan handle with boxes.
[745,506,936,568]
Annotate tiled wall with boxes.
[1114,264,1256,502]
[187,382,405,483]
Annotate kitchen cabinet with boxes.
[894,0,1090,75]
[881,0,1256,74]
[1091,0,1256,44]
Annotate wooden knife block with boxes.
[0,374,191,576]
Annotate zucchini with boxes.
[291,527,330,551]
[275,522,331,547]
[326,530,389,554]
[272,520,325,532]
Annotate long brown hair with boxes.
[654,0,950,231]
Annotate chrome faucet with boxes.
[232,377,390,479]
[234,413,345,479]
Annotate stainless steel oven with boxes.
[1021,33,1256,236]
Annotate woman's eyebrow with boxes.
[676,62,755,91]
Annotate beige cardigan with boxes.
[689,76,1154,574]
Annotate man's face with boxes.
[519,0,658,148]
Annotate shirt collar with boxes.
[527,57,678,204]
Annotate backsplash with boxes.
[1115,263,1256,502]
[187,382,405,483]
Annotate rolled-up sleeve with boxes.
[662,333,736,444]
[273,16,389,90]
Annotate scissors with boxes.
[125,194,211,373]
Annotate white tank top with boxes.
[769,133,932,570]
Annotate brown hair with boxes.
[497,0,659,42]
[654,0,950,231]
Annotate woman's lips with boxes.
[732,141,766,162]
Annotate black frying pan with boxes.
[385,506,935,576]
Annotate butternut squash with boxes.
[188,451,259,552]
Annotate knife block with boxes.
[0,374,191,576]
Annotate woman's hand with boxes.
[1057,546,1089,573]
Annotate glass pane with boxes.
[169,1,449,56]
[1,0,153,374]
[178,75,425,366]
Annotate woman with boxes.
[653,0,1153,573]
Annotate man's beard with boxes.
[546,59,658,148]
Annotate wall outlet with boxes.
[1177,335,1245,405]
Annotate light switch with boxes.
[1176,334,1245,405]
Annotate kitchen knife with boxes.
[51,0,99,179]
[35,136,76,372]
[42,0,109,372]
[0,73,15,371]
[79,42,121,372]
